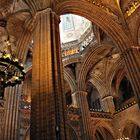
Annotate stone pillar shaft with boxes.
[31,8,66,140]
[2,27,32,140]
[74,91,93,140]
[3,86,22,140]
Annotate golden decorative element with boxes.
[124,0,140,17]
[86,0,115,16]
[115,100,137,113]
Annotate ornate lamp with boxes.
[0,20,25,99]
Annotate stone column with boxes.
[73,91,93,140]
[3,86,22,140]
[2,19,33,140]
[31,8,66,140]
[122,47,140,106]
[102,96,115,113]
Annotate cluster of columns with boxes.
[31,8,67,140]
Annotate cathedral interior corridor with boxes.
[0,0,140,140]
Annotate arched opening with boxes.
[119,76,134,102]
[87,82,102,111]
[113,76,135,109]
[59,14,95,57]
[57,0,132,56]
[59,13,116,58]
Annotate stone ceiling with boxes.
[0,0,139,49]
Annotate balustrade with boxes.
[61,26,95,57]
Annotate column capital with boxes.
[73,91,88,96]
[24,8,60,32]
[102,95,113,101]
[35,8,59,20]
[101,95,115,113]
[24,0,57,14]
[35,8,60,24]
[36,8,52,17]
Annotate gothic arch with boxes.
[56,0,133,52]
[77,44,113,91]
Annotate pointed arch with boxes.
[77,44,113,91]
[56,0,133,52]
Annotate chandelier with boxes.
[0,20,25,94]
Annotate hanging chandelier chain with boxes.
[0,19,25,93]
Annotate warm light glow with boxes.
[125,0,140,16]
[27,97,31,102]
[117,137,130,140]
